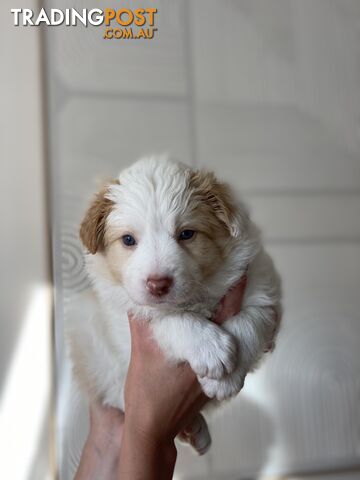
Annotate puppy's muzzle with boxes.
[146,276,173,297]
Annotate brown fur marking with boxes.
[187,169,239,237]
[79,180,119,254]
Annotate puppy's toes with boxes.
[179,414,212,456]
[200,374,245,401]
[188,328,237,379]
[190,358,209,378]
[190,347,236,380]
[206,332,238,379]
[199,377,218,399]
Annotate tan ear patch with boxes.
[187,169,240,237]
[79,180,119,254]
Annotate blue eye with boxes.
[179,230,196,241]
[122,234,136,247]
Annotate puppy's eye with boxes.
[121,234,137,247]
[179,230,196,241]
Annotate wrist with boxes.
[125,403,174,444]
[121,421,177,479]
[124,412,177,454]
[123,418,172,446]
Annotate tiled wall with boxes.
[46,1,360,479]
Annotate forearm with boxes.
[75,404,124,480]
[75,430,121,480]
[118,424,177,480]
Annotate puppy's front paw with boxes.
[199,372,245,401]
[189,327,237,380]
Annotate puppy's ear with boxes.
[79,181,119,254]
[187,169,245,237]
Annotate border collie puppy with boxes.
[68,156,281,455]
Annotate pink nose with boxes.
[146,276,173,297]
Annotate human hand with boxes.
[124,315,207,444]
[123,275,248,443]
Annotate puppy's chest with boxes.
[135,300,218,323]
[180,302,216,319]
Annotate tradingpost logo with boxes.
[10,7,158,40]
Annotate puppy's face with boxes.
[80,160,245,307]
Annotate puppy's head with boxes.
[80,157,248,306]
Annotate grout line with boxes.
[265,237,360,246]
[66,87,187,103]
[242,188,360,198]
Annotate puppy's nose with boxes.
[146,276,173,297]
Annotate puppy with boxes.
[68,156,281,455]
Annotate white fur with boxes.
[67,156,281,454]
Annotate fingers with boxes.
[127,312,141,350]
[213,274,247,324]
[127,312,155,354]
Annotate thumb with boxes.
[128,312,142,349]
[127,311,152,351]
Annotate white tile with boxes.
[205,395,271,477]
[191,1,360,151]
[47,0,187,96]
[244,244,360,475]
[175,441,211,478]
[196,104,360,192]
[59,97,191,201]
[191,0,297,105]
[248,194,360,242]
